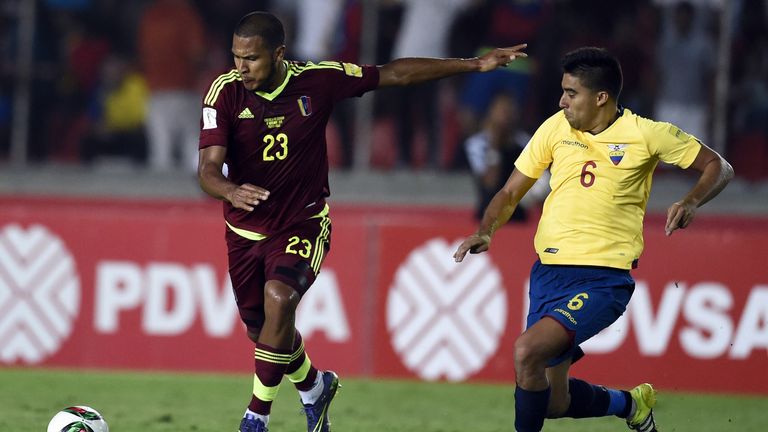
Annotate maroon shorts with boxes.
[225,214,331,331]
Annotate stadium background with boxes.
[1,0,767,427]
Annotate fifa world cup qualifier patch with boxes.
[667,124,692,142]
[202,107,217,129]
[342,62,363,77]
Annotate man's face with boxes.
[559,73,601,131]
[232,35,283,92]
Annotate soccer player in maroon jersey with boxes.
[197,11,527,432]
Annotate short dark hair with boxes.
[561,47,623,100]
[234,11,285,51]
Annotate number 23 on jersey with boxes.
[263,133,288,161]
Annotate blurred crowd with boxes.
[1,0,767,180]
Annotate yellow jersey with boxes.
[514,108,701,269]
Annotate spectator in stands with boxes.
[80,54,148,165]
[389,0,473,169]
[138,0,206,172]
[292,0,357,168]
[464,92,547,222]
[654,1,715,144]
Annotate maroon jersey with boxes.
[199,61,379,235]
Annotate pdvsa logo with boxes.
[0,224,81,363]
[387,238,507,381]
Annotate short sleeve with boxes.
[640,118,702,168]
[199,72,236,150]
[514,118,555,179]
[326,63,380,102]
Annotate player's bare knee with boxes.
[264,282,300,316]
[513,336,545,370]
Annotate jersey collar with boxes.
[254,61,292,101]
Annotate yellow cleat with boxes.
[627,383,658,431]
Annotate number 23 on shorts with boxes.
[285,236,311,258]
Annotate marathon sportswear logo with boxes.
[238,107,254,119]
[607,144,628,165]
[297,96,312,117]
[264,116,285,128]
[387,238,507,381]
[562,140,588,150]
[0,224,81,364]
[554,308,578,324]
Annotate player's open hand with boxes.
[228,183,270,211]
[453,233,492,263]
[665,200,697,236]
[477,44,528,72]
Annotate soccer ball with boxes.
[47,406,109,432]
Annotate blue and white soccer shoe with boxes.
[302,370,340,432]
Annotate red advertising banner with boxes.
[0,197,766,394]
[370,220,768,394]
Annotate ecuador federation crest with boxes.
[607,144,628,165]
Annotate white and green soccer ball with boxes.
[47,406,109,432]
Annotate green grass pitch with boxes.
[2,368,766,431]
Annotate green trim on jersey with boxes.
[204,70,240,106]
[310,211,331,275]
[226,203,330,242]
[255,60,344,101]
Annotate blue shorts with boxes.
[526,260,634,366]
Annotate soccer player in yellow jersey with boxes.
[454,47,733,432]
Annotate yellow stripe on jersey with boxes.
[309,203,331,273]
[225,203,330,243]
[225,220,267,241]
[256,61,345,101]
[311,214,331,274]
[515,108,701,270]
[204,70,240,105]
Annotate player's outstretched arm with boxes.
[377,44,527,88]
[454,169,537,262]
[198,146,270,212]
[665,143,734,236]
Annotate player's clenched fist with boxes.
[227,183,270,211]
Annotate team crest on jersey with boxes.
[264,116,285,128]
[297,96,312,117]
[607,144,628,165]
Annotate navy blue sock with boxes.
[514,386,550,432]
[565,378,632,418]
